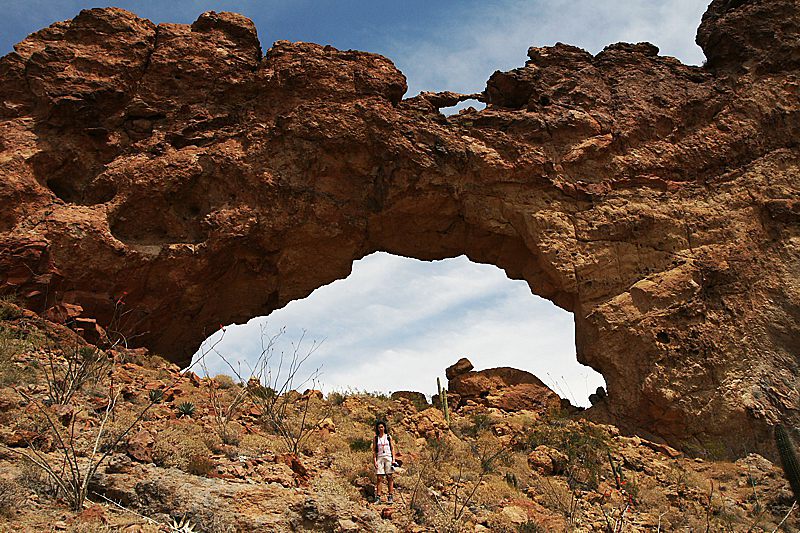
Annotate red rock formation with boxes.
[448,365,562,414]
[1,0,800,454]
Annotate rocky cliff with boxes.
[1,0,799,454]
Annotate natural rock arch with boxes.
[1,0,799,454]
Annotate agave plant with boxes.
[169,516,196,532]
[148,389,164,403]
[177,402,195,418]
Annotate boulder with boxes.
[445,358,474,380]
[527,445,569,476]
[449,367,561,414]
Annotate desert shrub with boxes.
[14,460,57,499]
[296,427,328,455]
[453,411,495,438]
[684,437,729,461]
[516,520,545,533]
[327,391,346,406]
[186,454,216,476]
[0,322,45,386]
[0,297,23,321]
[329,449,373,484]
[99,409,140,452]
[218,421,243,447]
[349,437,372,452]
[214,374,237,389]
[318,433,349,456]
[526,420,610,489]
[151,421,212,472]
[359,390,390,402]
[143,354,170,370]
[152,437,210,471]
[472,475,520,507]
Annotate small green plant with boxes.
[516,520,544,533]
[149,389,164,403]
[775,425,800,502]
[349,437,373,452]
[169,516,197,533]
[177,402,196,418]
[0,295,23,321]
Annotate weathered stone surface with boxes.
[1,2,800,454]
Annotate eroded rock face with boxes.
[1,1,800,454]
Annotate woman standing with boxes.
[373,421,395,504]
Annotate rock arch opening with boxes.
[192,252,605,407]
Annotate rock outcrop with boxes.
[1,0,800,454]
[445,358,562,414]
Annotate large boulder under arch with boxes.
[1,0,799,455]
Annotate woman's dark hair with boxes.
[374,421,389,435]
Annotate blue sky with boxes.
[2,1,711,405]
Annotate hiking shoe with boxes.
[387,494,393,504]
[375,495,383,504]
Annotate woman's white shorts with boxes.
[375,457,393,475]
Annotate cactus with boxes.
[607,449,623,490]
[775,425,800,502]
[437,377,450,425]
[505,472,518,489]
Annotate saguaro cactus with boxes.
[775,425,800,502]
[437,377,450,425]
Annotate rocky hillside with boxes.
[0,300,798,533]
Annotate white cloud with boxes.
[385,0,708,97]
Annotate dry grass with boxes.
[0,479,24,518]
[311,474,361,502]
[472,475,521,507]
[238,433,277,456]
